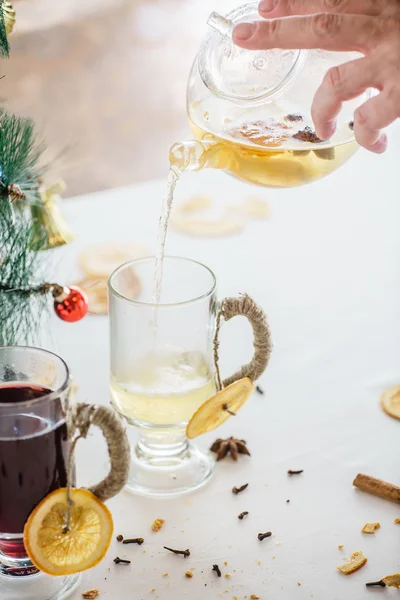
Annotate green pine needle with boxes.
[0,2,10,58]
[0,219,50,346]
[0,110,45,209]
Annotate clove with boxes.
[212,564,222,577]
[288,469,303,476]
[258,532,272,541]
[222,403,236,416]
[232,483,248,495]
[123,537,144,545]
[366,580,386,588]
[164,546,190,558]
[113,557,131,565]
[238,511,249,520]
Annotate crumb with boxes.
[186,499,191,505]
[204,112,209,121]
[286,499,290,503]
[233,597,239,600]
[233,568,236,572]
[181,530,185,533]
[185,571,193,578]
[395,518,400,524]
[257,560,261,565]
[250,596,260,599]
[362,522,380,534]
[152,518,165,532]
[338,545,344,549]
[225,573,232,579]
[337,551,367,575]
[224,561,228,566]
[162,573,168,577]
[272,556,275,559]
[82,591,99,600]
[116,534,123,542]
[143,549,147,553]
[297,582,301,586]
[228,545,232,548]
[151,589,156,593]
[275,541,281,545]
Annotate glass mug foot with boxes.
[0,567,81,600]
[125,440,215,498]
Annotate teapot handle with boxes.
[71,403,131,502]
[213,294,272,389]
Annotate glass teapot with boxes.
[170,2,372,188]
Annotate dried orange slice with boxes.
[79,243,149,278]
[381,385,400,420]
[186,378,254,439]
[24,488,113,576]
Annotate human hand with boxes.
[233,0,400,153]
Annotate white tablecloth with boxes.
[54,123,400,600]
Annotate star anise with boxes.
[210,437,251,461]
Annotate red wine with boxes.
[0,384,69,559]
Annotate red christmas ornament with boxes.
[53,285,88,322]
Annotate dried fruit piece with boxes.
[394,518,400,524]
[284,114,303,123]
[337,551,367,575]
[185,571,194,578]
[152,518,165,532]
[382,574,400,588]
[79,243,149,278]
[314,148,335,160]
[170,215,244,238]
[186,378,254,439]
[178,195,213,213]
[230,119,290,148]
[381,385,400,420]
[228,196,269,220]
[82,591,99,600]
[293,127,323,144]
[24,488,113,576]
[361,522,380,534]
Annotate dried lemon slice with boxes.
[381,385,400,420]
[186,378,254,439]
[24,488,113,576]
[170,216,244,237]
[79,243,149,278]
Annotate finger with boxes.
[353,91,399,152]
[259,0,389,18]
[311,57,381,139]
[233,14,382,53]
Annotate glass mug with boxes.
[0,346,129,600]
[109,256,270,497]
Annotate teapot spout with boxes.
[169,139,234,172]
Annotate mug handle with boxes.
[213,294,272,389]
[70,403,131,502]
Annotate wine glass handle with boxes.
[213,294,272,389]
[72,403,131,502]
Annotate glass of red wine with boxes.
[0,346,80,600]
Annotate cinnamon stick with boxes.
[353,474,400,504]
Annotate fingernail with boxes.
[233,23,256,40]
[259,0,278,12]
[373,133,387,154]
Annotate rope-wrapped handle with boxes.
[70,403,131,502]
[214,294,272,389]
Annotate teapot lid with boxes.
[198,2,306,104]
